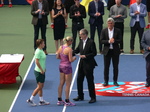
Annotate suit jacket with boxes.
[107,0,115,10]
[141,29,150,58]
[31,0,49,25]
[74,38,97,69]
[100,27,121,55]
[129,3,147,28]
[88,0,104,25]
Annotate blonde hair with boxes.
[63,36,73,43]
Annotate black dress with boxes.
[53,8,65,40]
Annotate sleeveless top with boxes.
[59,45,71,67]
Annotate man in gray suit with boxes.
[31,0,49,54]
[129,0,147,54]
[141,28,150,87]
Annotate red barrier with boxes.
[26,0,34,5]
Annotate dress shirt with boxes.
[108,28,114,49]
[38,1,42,19]
[94,1,98,12]
[83,37,88,49]
[136,3,141,22]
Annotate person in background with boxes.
[31,0,49,55]
[73,29,97,103]
[0,0,12,7]
[64,0,75,28]
[129,0,147,54]
[52,0,66,53]
[107,0,116,11]
[145,0,150,29]
[69,0,86,50]
[88,0,104,54]
[100,18,121,87]
[47,0,55,29]
[27,39,50,106]
[141,28,150,87]
[56,36,76,106]
[109,0,127,53]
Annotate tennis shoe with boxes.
[26,99,37,106]
[57,100,65,106]
[65,101,76,106]
[39,100,50,105]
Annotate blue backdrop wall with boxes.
[3,0,146,5]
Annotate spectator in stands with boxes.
[145,0,150,29]
[88,0,104,53]
[109,0,127,54]
[69,0,86,50]
[56,36,76,106]
[47,0,55,29]
[26,39,50,106]
[31,0,49,55]
[141,28,150,87]
[129,0,147,54]
[0,0,12,7]
[52,0,66,53]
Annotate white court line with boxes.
[62,58,80,112]
[8,57,35,112]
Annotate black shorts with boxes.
[146,0,150,12]
[34,70,45,83]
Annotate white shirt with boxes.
[108,28,114,49]
[83,37,88,49]
[136,3,141,22]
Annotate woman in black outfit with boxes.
[52,0,67,53]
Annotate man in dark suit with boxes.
[88,0,104,53]
[141,28,150,87]
[100,18,121,86]
[31,0,49,54]
[73,29,97,103]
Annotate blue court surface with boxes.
[9,54,150,112]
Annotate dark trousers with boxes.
[34,19,47,50]
[130,22,144,50]
[146,54,150,85]
[90,21,103,52]
[77,62,96,99]
[104,49,120,82]
[72,22,84,50]
[115,22,124,50]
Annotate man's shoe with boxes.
[145,83,150,87]
[114,82,119,86]
[140,50,144,54]
[89,98,96,103]
[0,4,4,7]
[73,96,84,101]
[103,82,108,86]
[130,50,134,54]
[120,50,124,54]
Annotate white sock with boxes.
[39,97,43,101]
[1,2,4,4]
[30,95,34,101]
[9,2,12,4]
[51,23,53,25]
[148,23,150,25]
